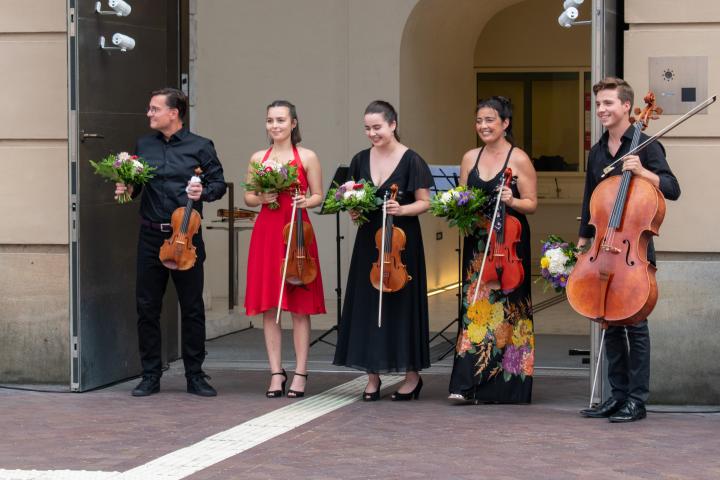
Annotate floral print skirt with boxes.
[448,225,534,404]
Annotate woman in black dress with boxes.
[333,100,434,401]
[448,96,537,404]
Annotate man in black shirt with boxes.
[115,88,226,397]
[577,78,680,422]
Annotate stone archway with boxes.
[399,0,523,166]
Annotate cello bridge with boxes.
[601,244,620,254]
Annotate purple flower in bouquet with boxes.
[456,190,471,206]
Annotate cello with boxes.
[371,183,411,327]
[158,167,203,270]
[566,93,665,326]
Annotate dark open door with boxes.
[69,0,186,391]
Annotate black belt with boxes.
[140,218,172,232]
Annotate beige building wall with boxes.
[624,0,720,403]
[0,0,69,382]
[625,0,720,252]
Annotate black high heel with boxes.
[287,372,308,398]
[266,369,287,398]
[362,378,382,402]
[391,376,423,401]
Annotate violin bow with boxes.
[471,170,508,305]
[377,190,389,328]
[276,186,300,324]
[601,95,716,177]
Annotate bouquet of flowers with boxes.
[322,179,382,226]
[537,235,579,292]
[89,152,155,204]
[429,185,487,237]
[243,158,299,209]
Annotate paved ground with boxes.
[2,365,719,479]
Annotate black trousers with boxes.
[136,225,206,378]
[605,320,650,404]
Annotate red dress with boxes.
[244,146,326,316]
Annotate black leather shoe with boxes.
[608,399,647,423]
[132,375,160,397]
[579,397,623,418]
[187,374,217,397]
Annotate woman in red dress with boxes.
[244,100,326,398]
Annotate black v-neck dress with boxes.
[333,148,434,373]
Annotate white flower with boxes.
[441,191,452,203]
[132,160,144,172]
[342,190,355,200]
[262,159,281,171]
[117,152,131,162]
[545,247,569,275]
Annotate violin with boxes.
[566,92,665,325]
[158,167,203,271]
[480,168,524,292]
[281,188,318,286]
[370,184,412,294]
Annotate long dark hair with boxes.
[364,100,400,141]
[267,100,302,145]
[476,96,514,145]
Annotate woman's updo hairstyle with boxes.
[267,99,302,145]
[476,96,514,145]
[364,100,400,141]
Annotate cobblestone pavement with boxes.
[1,369,719,479]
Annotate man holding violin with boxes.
[577,77,680,422]
[115,87,226,397]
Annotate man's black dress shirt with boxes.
[579,125,681,264]
[135,127,226,223]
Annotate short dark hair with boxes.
[267,100,302,145]
[592,77,634,106]
[151,87,188,119]
[476,96,514,144]
[364,100,400,140]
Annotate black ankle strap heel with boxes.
[266,369,287,398]
[287,372,308,398]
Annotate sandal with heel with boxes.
[266,369,287,398]
[287,372,308,398]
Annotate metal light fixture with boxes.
[99,33,136,52]
[95,0,132,17]
[558,0,590,28]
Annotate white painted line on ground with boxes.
[0,471,118,479]
[0,374,402,480]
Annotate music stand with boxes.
[427,165,462,361]
[310,165,349,348]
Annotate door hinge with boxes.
[71,200,78,242]
[71,336,79,358]
[68,8,76,37]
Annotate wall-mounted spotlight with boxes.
[99,33,136,52]
[95,0,132,17]
[558,0,590,28]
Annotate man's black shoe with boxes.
[187,374,217,397]
[579,397,622,418]
[132,375,160,397]
[608,399,647,423]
